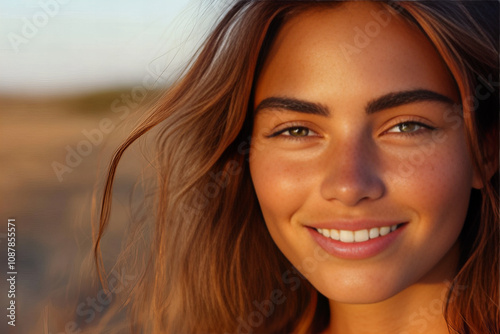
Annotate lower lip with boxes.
[307,224,407,260]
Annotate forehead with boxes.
[255,2,458,106]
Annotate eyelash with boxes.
[384,121,436,136]
[267,120,436,140]
[267,124,318,140]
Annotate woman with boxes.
[94,1,499,333]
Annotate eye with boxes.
[269,126,318,139]
[286,127,311,137]
[386,121,434,135]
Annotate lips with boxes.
[316,224,402,243]
[307,222,407,259]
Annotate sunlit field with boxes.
[0,89,161,333]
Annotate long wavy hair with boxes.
[92,1,499,333]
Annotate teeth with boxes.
[317,224,400,243]
[339,230,354,243]
[379,226,390,236]
[369,227,379,239]
[354,229,369,242]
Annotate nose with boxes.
[320,137,385,206]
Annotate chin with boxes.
[305,267,411,305]
[319,285,402,305]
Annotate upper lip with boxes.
[307,220,406,231]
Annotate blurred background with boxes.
[0,1,226,332]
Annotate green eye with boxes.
[388,121,433,134]
[398,122,420,132]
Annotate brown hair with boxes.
[93,1,499,333]
[401,2,499,333]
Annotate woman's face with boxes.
[249,2,481,303]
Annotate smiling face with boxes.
[249,2,481,304]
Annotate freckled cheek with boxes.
[250,152,316,224]
[387,144,473,233]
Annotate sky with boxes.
[0,0,226,95]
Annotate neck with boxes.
[324,243,460,334]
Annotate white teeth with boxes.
[379,226,391,236]
[354,229,369,242]
[317,224,400,243]
[369,227,379,239]
[330,229,340,240]
[339,230,354,243]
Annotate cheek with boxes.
[386,136,474,236]
[249,150,321,270]
[249,150,316,225]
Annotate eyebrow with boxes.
[254,89,455,116]
[366,89,455,114]
[254,96,329,116]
